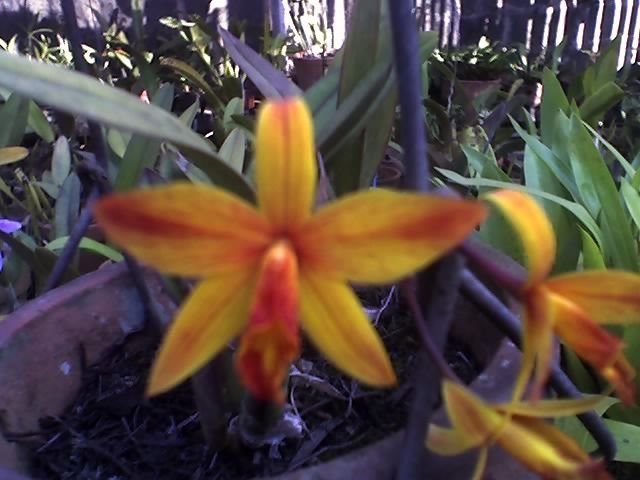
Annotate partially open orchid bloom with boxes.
[486,190,640,405]
[93,96,487,404]
[427,381,612,480]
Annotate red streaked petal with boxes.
[441,381,503,444]
[298,269,396,387]
[498,417,611,480]
[484,190,556,288]
[236,242,301,403]
[545,271,640,324]
[255,97,317,229]
[296,189,487,284]
[548,292,636,405]
[512,287,556,402]
[600,355,636,406]
[147,268,255,396]
[93,183,271,277]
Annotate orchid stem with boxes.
[387,0,465,478]
[400,280,459,383]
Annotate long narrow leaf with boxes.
[0,51,254,202]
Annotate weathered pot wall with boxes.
[0,263,174,473]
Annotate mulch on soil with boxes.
[12,288,480,480]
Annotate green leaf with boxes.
[568,114,638,271]
[223,97,244,132]
[27,101,54,143]
[178,99,200,129]
[621,178,640,233]
[51,136,71,187]
[160,57,225,111]
[462,144,511,182]
[583,121,635,179]
[555,396,621,453]
[437,167,604,249]
[579,82,624,126]
[523,144,579,274]
[0,93,29,148]
[540,68,570,146]
[218,27,300,99]
[337,0,381,103]
[54,172,81,238]
[511,117,579,200]
[107,129,130,158]
[218,128,246,174]
[316,61,389,153]
[0,51,254,202]
[46,236,124,262]
[114,83,175,191]
[592,37,621,95]
[580,227,605,270]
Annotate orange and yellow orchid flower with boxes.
[486,189,640,405]
[427,380,612,480]
[93,96,487,404]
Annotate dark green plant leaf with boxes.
[580,227,605,270]
[218,128,246,174]
[523,144,579,274]
[54,172,81,238]
[0,51,254,202]
[114,83,175,191]
[218,27,300,99]
[0,93,29,148]
[437,167,604,248]
[579,82,624,126]
[160,57,225,110]
[51,136,71,187]
[540,68,570,146]
[27,101,54,143]
[568,114,638,271]
[511,117,579,200]
[46,236,124,262]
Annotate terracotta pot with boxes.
[0,263,175,473]
[291,55,333,91]
[0,262,531,479]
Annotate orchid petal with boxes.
[94,183,272,277]
[441,381,503,443]
[426,425,485,455]
[296,190,487,284]
[147,268,254,395]
[484,190,556,288]
[502,417,610,480]
[545,271,640,324]
[299,268,396,387]
[600,355,636,406]
[237,242,300,403]
[255,97,317,229]
[496,395,610,418]
[512,287,556,401]
[549,292,636,403]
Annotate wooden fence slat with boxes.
[599,0,617,48]
[529,0,549,57]
[412,0,638,66]
[582,0,600,52]
[459,0,486,45]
